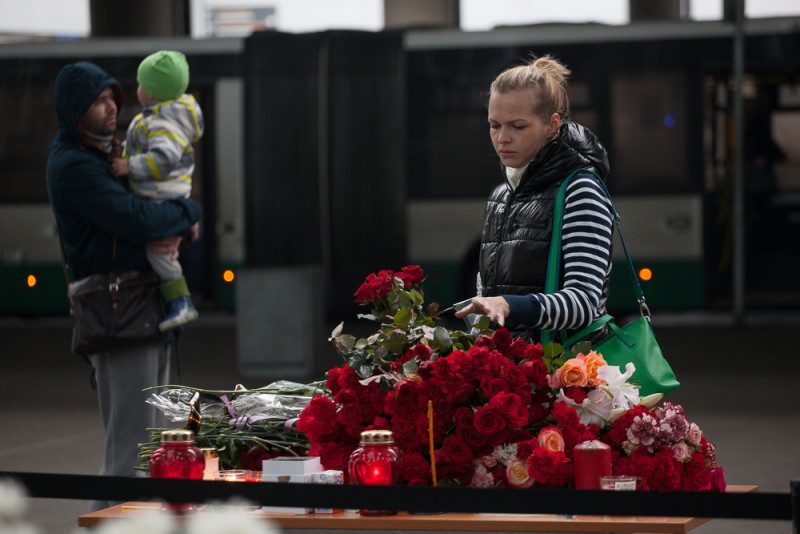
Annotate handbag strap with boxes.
[55,228,74,283]
[57,229,121,307]
[541,168,651,346]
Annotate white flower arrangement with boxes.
[556,363,642,427]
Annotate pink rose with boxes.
[537,425,565,453]
[687,423,703,447]
[506,459,535,488]
[672,442,691,463]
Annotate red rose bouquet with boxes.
[298,267,725,491]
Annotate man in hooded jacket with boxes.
[46,61,201,509]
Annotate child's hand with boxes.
[110,157,128,177]
[149,236,182,261]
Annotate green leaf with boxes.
[552,356,567,368]
[473,315,491,330]
[402,359,420,376]
[393,307,412,327]
[357,364,374,379]
[388,288,401,304]
[374,345,388,360]
[385,331,408,353]
[570,341,593,357]
[347,355,362,369]
[331,334,356,354]
[355,337,369,350]
[433,326,453,351]
[543,342,564,360]
[409,289,424,306]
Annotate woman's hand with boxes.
[454,296,510,327]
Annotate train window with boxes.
[0,85,56,201]
[772,111,800,191]
[610,72,689,194]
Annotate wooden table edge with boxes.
[77,484,758,531]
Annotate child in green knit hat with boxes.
[111,50,203,331]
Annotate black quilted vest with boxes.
[479,122,610,298]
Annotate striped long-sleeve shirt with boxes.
[504,174,613,330]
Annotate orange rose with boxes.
[537,425,565,452]
[554,358,589,388]
[578,351,607,386]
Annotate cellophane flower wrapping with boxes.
[139,381,324,471]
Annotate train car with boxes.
[403,17,800,313]
[1,18,799,316]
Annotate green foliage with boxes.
[329,274,493,379]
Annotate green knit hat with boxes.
[137,50,189,101]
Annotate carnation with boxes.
[491,443,518,466]
[654,402,689,445]
[526,447,573,487]
[681,451,713,491]
[470,463,496,488]
[627,413,659,447]
[603,405,650,449]
[647,447,683,491]
[400,452,431,486]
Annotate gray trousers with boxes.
[88,339,172,511]
[147,247,183,281]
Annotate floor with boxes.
[1,316,798,533]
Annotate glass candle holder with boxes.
[218,470,247,482]
[599,475,641,491]
[348,430,401,516]
[245,470,263,483]
[149,430,205,513]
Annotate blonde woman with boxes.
[457,56,613,341]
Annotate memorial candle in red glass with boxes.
[348,430,401,516]
[149,430,205,512]
[573,440,612,490]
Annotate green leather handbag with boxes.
[541,169,679,397]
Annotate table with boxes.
[78,484,757,534]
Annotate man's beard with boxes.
[80,115,116,137]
